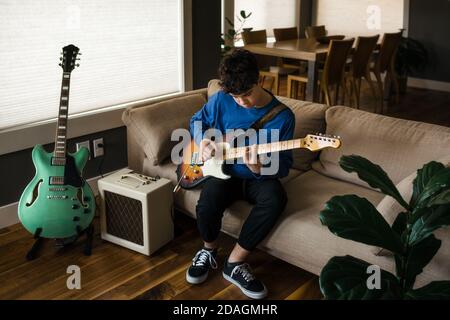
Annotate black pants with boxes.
[196,177,288,251]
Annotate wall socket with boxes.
[93,138,104,158]
[76,140,91,159]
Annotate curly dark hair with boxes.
[218,49,259,95]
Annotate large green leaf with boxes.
[411,162,450,208]
[404,234,441,289]
[405,281,450,300]
[427,188,450,207]
[339,155,409,210]
[409,204,450,245]
[392,212,408,237]
[320,255,402,299]
[320,195,404,254]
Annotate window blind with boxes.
[315,0,404,37]
[234,0,297,38]
[0,0,182,130]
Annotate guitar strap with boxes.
[250,102,288,130]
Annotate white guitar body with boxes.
[201,142,232,180]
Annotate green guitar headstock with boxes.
[59,44,80,73]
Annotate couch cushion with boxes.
[276,96,328,171]
[207,79,222,98]
[142,157,304,217]
[313,106,450,189]
[123,93,206,165]
[372,155,450,282]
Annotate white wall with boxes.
[314,0,404,37]
[234,0,297,37]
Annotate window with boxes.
[314,0,404,37]
[234,0,297,39]
[0,0,183,130]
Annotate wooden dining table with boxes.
[244,38,329,102]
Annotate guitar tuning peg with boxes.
[76,58,81,60]
[78,52,82,55]
[76,64,80,67]
[58,63,62,66]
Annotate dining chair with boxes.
[242,29,295,95]
[370,31,402,114]
[305,25,327,39]
[287,38,354,106]
[345,35,379,110]
[273,27,306,72]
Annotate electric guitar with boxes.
[175,133,341,191]
[18,45,95,239]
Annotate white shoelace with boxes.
[231,263,255,282]
[192,249,218,269]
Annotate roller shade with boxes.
[0,0,183,130]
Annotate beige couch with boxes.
[122,81,450,288]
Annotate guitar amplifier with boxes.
[97,168,174,255]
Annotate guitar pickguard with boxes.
[64,154,83,187]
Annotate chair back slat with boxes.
[273,27,298,41]
[377,31,402,72]
[323,38,354,86]
[305,25,327,39]
[242,29,267,45]
[351,35,380,78]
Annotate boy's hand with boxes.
[243,144,261,174]
[199,139,217,162]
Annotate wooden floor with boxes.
[0,212,322,300]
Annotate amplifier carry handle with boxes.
[120,173,152,185]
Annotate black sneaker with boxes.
[222,260,268,299]
[186,248,218,284]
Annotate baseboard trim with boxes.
[408,77,450,92]
[0,171,120,229]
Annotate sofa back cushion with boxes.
[122,93,207,165]
[276,97,328,170]
[313,106,450,188]
[207,79,222,98]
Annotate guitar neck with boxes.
[224,138,304,160]
[53,72,71,159]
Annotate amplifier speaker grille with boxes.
[104,191,144,245]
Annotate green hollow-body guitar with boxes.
[18,45,95,239]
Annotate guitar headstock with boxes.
[303,133,341,151]
[59,44,81,72]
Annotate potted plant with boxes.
[221,10,252,56]
[319,155,450,299]
[395,30,428,94]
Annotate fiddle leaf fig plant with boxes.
[319,155,450,299]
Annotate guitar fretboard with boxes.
[53,72,71,159]
[224,138,304,160]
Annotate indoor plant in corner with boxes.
[319,155,450,299]
[395,30,428,94]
